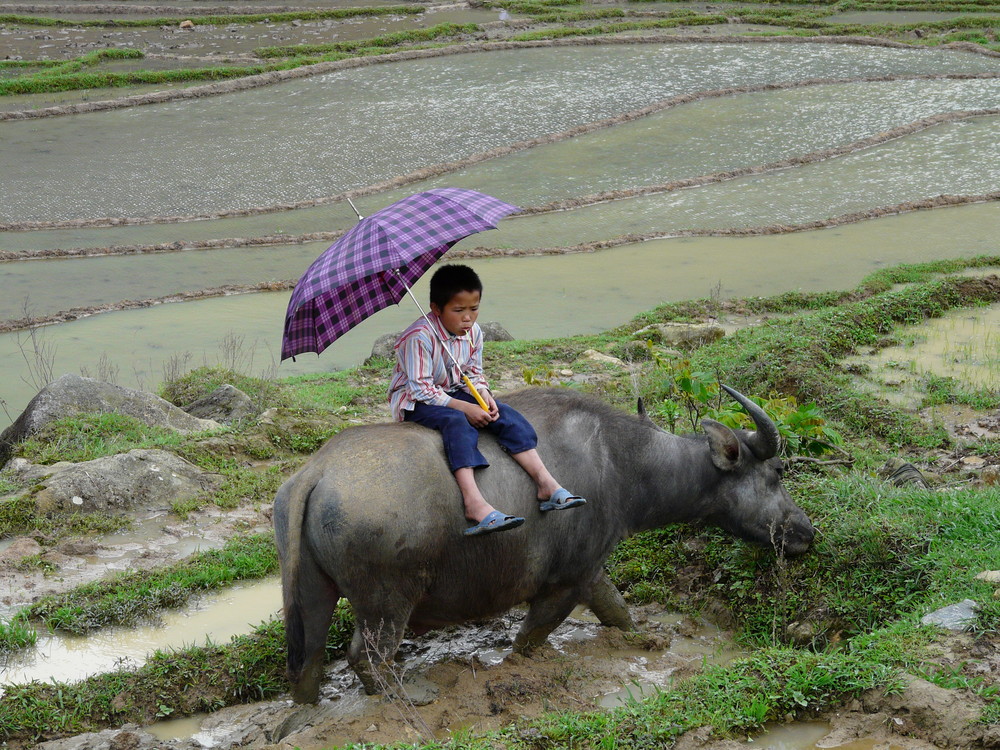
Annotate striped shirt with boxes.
[388,314,489,422]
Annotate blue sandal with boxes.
[464,509,525,536]
[539,487,587,512]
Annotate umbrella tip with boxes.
[346,197,363,221]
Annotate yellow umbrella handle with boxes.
[462,375,490,411]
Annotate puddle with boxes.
[3,42,999,222]
[842,300,1000,408]
[745,721,831,749]
[0,577,281,689]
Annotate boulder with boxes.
[35,725,161,750]
[0,374,220,465]
[0,536,43,567]
[31,449,219,514]
[182,384,254,423]
[920,599,978,631]
[581,349,626,367]
[633,322,725,349]
[368,331,400,361]
[480,321,514,341]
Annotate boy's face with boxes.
[431,289,481,337]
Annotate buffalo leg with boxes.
[513,588,579,654]
[347,600,413,696]
[287,559,340,704]
[586,571,636,632]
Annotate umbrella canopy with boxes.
[281,187,519,361]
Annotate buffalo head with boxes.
[702,385,815,556]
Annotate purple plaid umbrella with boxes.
[281,188,519,364]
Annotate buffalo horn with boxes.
[721,384,780,460]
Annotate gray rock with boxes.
[0,374,220,465]
[633,322,725,349]
[182,384,254,424]
[879,457,930,488]
[920,599,979,631]
[35,725,161,750]
[0,536,43,567]
[31,449,219,514]
[480,321,514,341]
[368,331,401,361]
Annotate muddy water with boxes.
[843,299,1000,407]
[4,42,999,222]
[1,202,996,428]
[0,577,281,688]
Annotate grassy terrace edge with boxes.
[1,257,998,746]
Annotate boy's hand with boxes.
[480,389,500,421]
[461,400,495,427]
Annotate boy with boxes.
[389,264,587,537]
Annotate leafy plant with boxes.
[650,354,842,456]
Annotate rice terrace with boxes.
[0,0,999,748]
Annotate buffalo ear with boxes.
[702,418,741,471]
[637,398,656,425]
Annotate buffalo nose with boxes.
[782,514,815,555]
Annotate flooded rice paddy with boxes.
[3,76,998,249]
[1,203,996,429]
[3,41,1000,222]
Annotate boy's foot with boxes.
[539,487,587,512]
[464,509,526,536]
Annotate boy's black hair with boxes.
[430,264,482,309]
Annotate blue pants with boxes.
[405,390,538,472]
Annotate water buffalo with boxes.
[274,385,814,702]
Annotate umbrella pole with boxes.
[396,273,490,412]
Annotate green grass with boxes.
[159,366,287,412]
[0,494,130,539]
[25,534,279,634]
[16,413,193,465]
[0,618,37,653]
